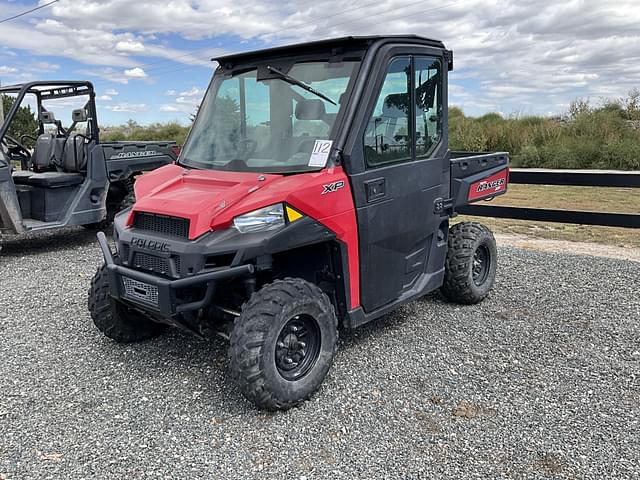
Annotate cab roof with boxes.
[214,35,446,66]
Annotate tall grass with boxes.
[449,92,640,170]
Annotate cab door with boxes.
[347,53,449,312]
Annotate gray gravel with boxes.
[0,229,639,479]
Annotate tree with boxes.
[1,94,39,148]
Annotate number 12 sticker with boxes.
[308,139,333,167]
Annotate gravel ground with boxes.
[0,229,639,480]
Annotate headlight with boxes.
[233,204,285,234]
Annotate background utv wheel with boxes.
[88,262,166,342]
[441,221,497,305]
[229,278,338,411]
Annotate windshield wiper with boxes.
[266,65,337,106]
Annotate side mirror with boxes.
[72,109,88,123]
[41,111,57,124]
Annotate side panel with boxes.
[450,152,509,208]
[101,141,177,181]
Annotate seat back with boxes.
[31,134,55,171]
[61,135,87,173]
[31,134,67,172]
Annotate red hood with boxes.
[129,164,282,239]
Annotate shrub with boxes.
[448,90,640,170]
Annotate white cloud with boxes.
[161,86,204,114]
[104,89,119,96]
[124,67,147,78]
[98,95,113,101]
[179,87,202,97]
[0,65,17,74]
[115,40,145,53]
[106,103,148,113]
[78,67,131,84]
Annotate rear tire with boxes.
[441,221,497,304]
[229,278,338,411]
[88,261,166,342]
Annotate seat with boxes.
[31,134,64,172]
[12,170,36,185]
[20,135,87,188]
[61,135,87,172]
[295,98,327,122]
[27,171,84,188]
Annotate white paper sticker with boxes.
[308,139,333,167]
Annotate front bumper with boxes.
[97,232,254,317]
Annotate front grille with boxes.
[132,252,171,276]
[120,244,130,261]
[133,212,189,238]
[122,277,159,306]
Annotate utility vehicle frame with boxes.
[0,81,177,240]
[88,36,509,410]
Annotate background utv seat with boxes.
[12,170,36,185]
[25,135,87,188]
[27,171,84,188]
[11,133,62,185]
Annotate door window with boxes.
[363,57,411,167]
[415,57,442,158]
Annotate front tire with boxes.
[88,262,166,342]
[229,278,338,411]
[441,221,497,304]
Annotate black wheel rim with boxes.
[275,314,321,381]
[472,244,490,286]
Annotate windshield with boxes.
[181,60,360,173]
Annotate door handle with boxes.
[365,178,386,202]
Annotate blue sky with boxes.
[1,0,639,125]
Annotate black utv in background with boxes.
[0,81,177,243]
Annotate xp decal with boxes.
[322,180,345,195]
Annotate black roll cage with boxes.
[0,80,99,143]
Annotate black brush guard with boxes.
[97,232,254,317]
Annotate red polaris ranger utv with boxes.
[88,36,509,410]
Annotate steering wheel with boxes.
[20,134,37,146]
[2,134,32,169]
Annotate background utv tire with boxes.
[88,262,166,342]
[441,221,497,305]
[229,278,338,411]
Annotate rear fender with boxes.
[450,152,509,208]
